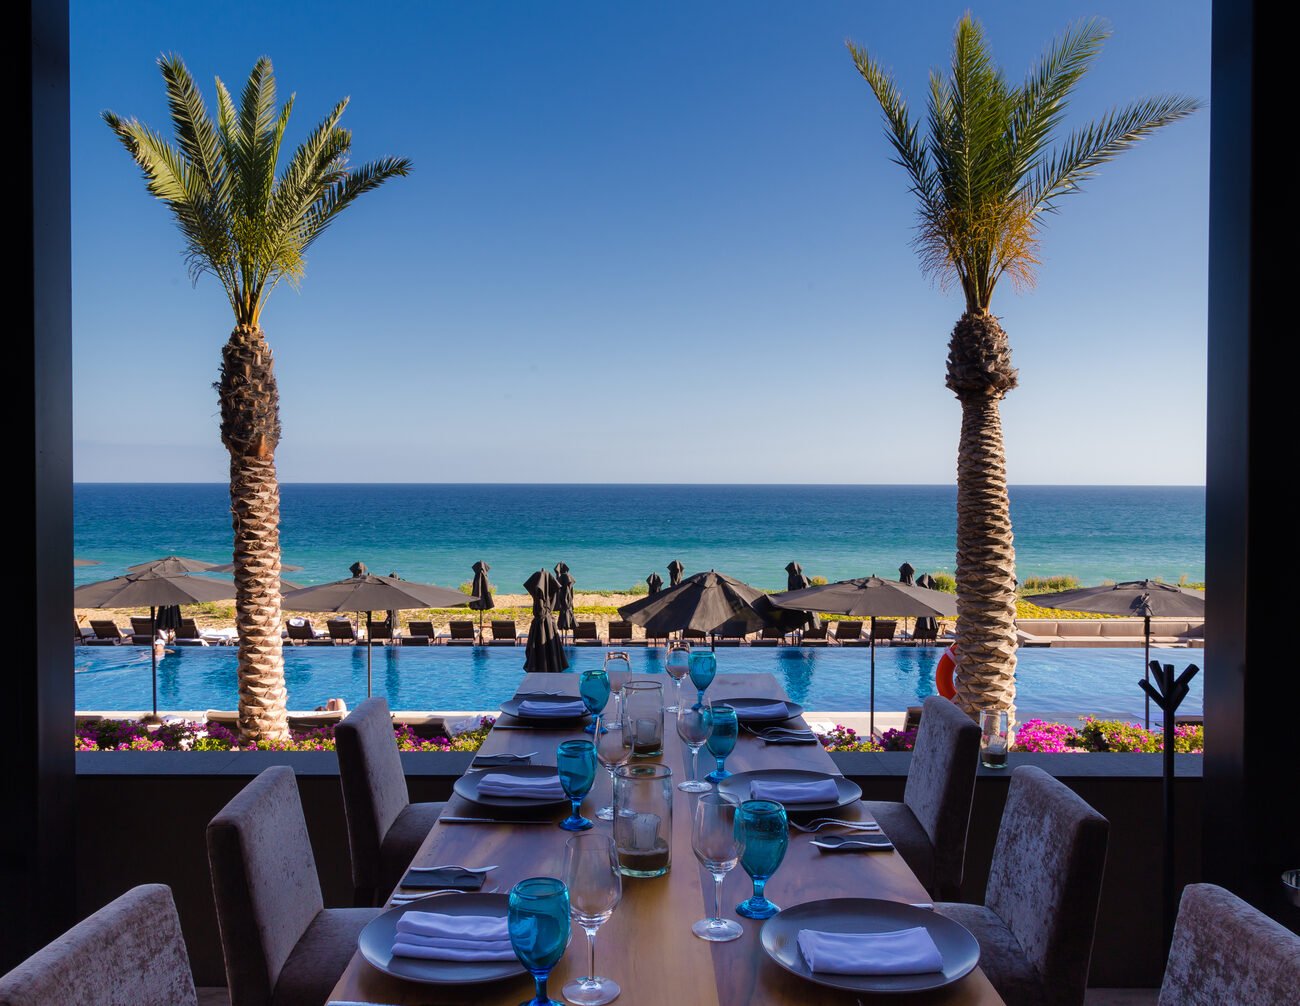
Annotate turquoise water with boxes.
[74,483,1205,591]
[73,645,1203,719]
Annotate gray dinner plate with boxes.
[453,764,569,810]
[725,697,805,724]
[760,898,980,994]
[718,769,862,815]
[357,893,525,986]
[499,693,591,725]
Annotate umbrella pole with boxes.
[869,616,876,738]
[150,604,158,720]
[1144,616,1151,729]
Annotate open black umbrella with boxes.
[283,571,470,697]
[646,571,663,595]
[468,560,495,636]
[771,575,958,735]
[208,560,303,573]
[553,562,577,635]
[620,570,772,646]
[784,561,820,632]
[1024,580,1206,727]
[75,570,238,720]
[523,568,568,673]
[127,555,222,575]
[667,559,684,587]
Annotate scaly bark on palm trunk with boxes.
[947,310,1019,719]
[219,324,289,742]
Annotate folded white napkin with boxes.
[749,777,841,804]
[517,698,587,718]
[796,927,944,975]
[736,701,789,719]
[391,911,517,962]
[476,772,567,799]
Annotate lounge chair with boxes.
[445,620,478,646]
[287,709,348,730]
[89,619,127,644]
[327,618,358,643]
[489,620,523,645]
[871,619,898,646]
[176,617,202,641]
[608,620,635,645]
[799,624,832,647]
[285,617,318,644]
[73,618,94,644]
[399,633,430,646]
[710,621,749,647]
[909,622,940,646]
[365,616,393,645]
[750,625,791,647]
[129,615,155,644]
[834,620,868,646]
[903,705,924,733]
[683,628,709,647]
[572,621,603,646]
[406,620,435,643]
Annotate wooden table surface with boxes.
[329,672,1003,1005]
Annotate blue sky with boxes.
[71,1,1210,484]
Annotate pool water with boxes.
[74,645,1203,720]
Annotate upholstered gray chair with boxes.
[336,696,447,905]
[935,765,1109,1006]
[207,766,380,1006]
[0,883,196,1006]
[862,694,981,898]
[1158,883,1300,1005]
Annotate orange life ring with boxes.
[935,645,957,700]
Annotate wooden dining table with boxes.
[328,671,1004,1005]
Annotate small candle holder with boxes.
[613,763,673,878]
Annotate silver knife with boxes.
[440,816,551,825]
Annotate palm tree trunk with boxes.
[219,324,289,742]
[947,311,1019,719]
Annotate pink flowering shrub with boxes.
[817,724,883,752]
[1013,717,1205,754]
[74,716,493,753]
[878,727,918,752]
[1014,719,1086,753]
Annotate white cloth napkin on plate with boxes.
[477,772,567,799]
[391,911,516,962]
[736,701,789,719]
[796,926,944,975]
[517,698,587,718]
[750,777,840,804]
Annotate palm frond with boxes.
[158,54,227,203]
[300,156,413,249]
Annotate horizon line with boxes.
[72,480,1208,489]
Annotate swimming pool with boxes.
[73,645,1203,720]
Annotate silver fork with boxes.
[790,818,881,833]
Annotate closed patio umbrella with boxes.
[75,570,238,721]
[770,575,958,735]
[619,570,773,646]
[523,568,568,673]
[646,571,663,595]
[784,561,820,632]
[898,562,916,586]
[282,571,470,697]
[468,560,494,636]
[914,573,940,637]
[553,562,577,636]
[1024,579,1206,728]
[155,605,183,633]
[667,559,684,587]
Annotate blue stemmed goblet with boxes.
[508,876,571,1006]
[580,667,612,734]
[557,738,597,831]
[734,798,788,919]
[704,703,738,782]
[688,651,717,707]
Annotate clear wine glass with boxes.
[664,642,691,713]
[674,703,713,792]
[602,651,631,722]
[562,832,623,1005]
[594,714,632,820]
[691,792,743,942]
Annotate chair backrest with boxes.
[1158,883,1300,1005]
[913,623,938,643]
[335,697,409,896]
[90,619,122,639]
[871,619,897,641]
[760,625,786,639]
[177,617,201,639]
[131,616,155,635]
[609,621,633,641]
[206,766,324,1006]
[713,620,747,639]
[835,621,863,640]
[902,696,981,897]
[683,628,707,641]
[407,620,434,637]
[491,620,516,639]
[801,624,829,641]
[0,884,197,1006]
[574,621,598,640]
[449,620,475,639]
[285,617,313,640]
[985,765,1110,1006]
[327,619,356,640]
[366,617,392,640]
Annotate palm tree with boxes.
[104,56,410,741]
[850,17,1199,718]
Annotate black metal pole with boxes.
[1161,662,1176,950]
[1144,615,1152,728]
[150,604,158,718]
[869,616,876,738]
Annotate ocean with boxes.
[74,484,1205,591]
